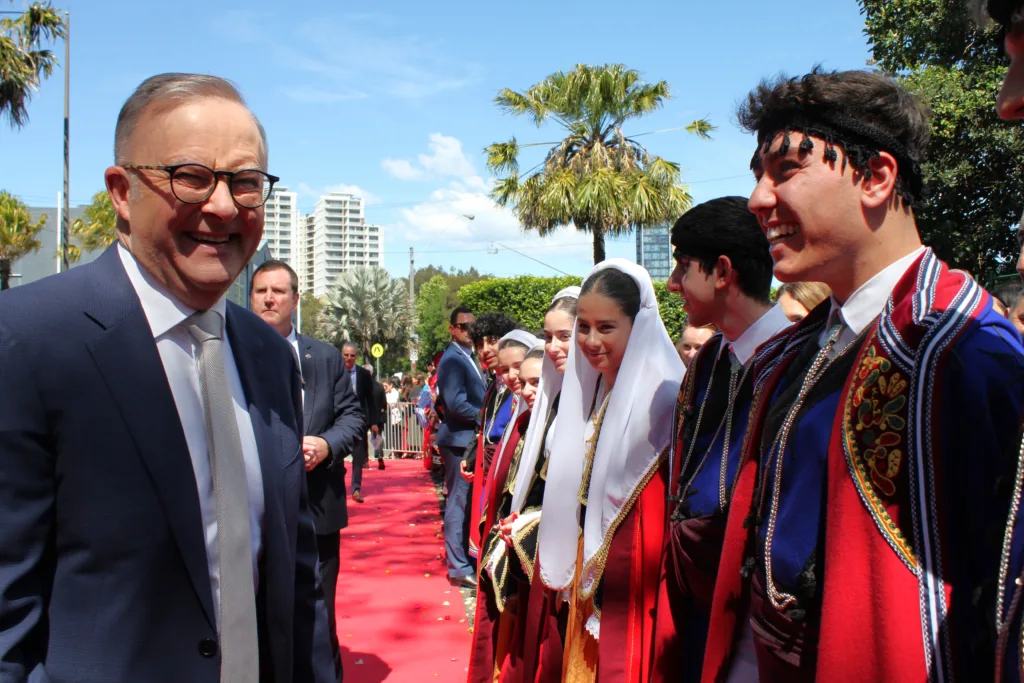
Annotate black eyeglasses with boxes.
[453,322,473,331]
[122,163,280,209]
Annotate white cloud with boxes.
[296,182,380,206]
[383,133,477,183]
[382,159,427,181]
[418,134,476,178]
[217,12,479,103]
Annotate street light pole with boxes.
[60,10,69,272]
[409,246,415,370]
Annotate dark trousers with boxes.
[440,445,474,579]
[349,435,369,493]
[316,531,343,683]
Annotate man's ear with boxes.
[860,151,899,209]
[713,255,734,292]
[105,167,133,223]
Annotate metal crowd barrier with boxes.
[382,401,426,458]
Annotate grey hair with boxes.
[341,341,359,354]
[114,73,268,166]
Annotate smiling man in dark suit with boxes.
[0,74,334,683]
[251,260,364,682]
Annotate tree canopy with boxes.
[1,2,65,128]
[860,0,1023,285]
[68,190,116,263]
[0,190,44,289]
[486,63,712,264]
[320,266,411,369]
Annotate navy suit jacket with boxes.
[297,334,365,534]
[435,341,485,449]
[0,247,334,683]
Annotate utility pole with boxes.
[60,10,70,272]
[409,247,416,370]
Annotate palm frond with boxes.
[485,137,520,174]
[685,117,716,140]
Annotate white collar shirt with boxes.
[118,244,265,610]
[818,246,926,358]
[722,304,793,367]
[286,327,305,408]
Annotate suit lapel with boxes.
[298,335,316,429]
[83,248,216,629]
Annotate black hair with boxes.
[980,0,1024,29]
[993,281,1024,311]
[580,268,642,321]
[670,196,773,303]
[251,259,298,295]
[739,67,930,208]
[450,306,474,326]
[547,295,579,318]
[469,312,519,346]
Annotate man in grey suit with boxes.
[435,306,486,588]
[0,73,333,682]
[251,260,365,682]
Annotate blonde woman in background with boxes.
[774,281,831,322]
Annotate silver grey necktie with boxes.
[185,310,259,683]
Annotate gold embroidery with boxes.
[843,336,916,568]
[578,393,612,506]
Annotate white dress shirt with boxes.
[286,327,305,408]
[818,246,926,357]
[118,244,265,610]
[723,304,793,367]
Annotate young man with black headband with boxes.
[701,68,1024,682]
[653,196,790,682]
[975,2,1024,679]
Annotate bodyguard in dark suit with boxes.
[340,344,378,503]
[252,261,365,682]
[436,306,487,587]
[0,74,333,682]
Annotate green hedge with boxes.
[457,275,686,341]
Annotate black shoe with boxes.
[378,459,385,470]
[362,460,369,469]
[352,490,364,503]
[450,574,478,590]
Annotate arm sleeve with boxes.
[438,356,480,424]
[943,318,1024,678]
[0,319,53,683]
[318,351,366,464]
[289,354,336,683]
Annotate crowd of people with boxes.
[5,2,1024,683]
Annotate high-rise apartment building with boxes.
[302,192,383,297]
[261,186,299,269]
[636,223,672,281]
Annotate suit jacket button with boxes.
[198,639,218,658]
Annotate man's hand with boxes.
[371,425,380,435]
[302,436,330,471]
[460,460,474,482]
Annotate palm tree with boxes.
[67,190,117,263]
[486,63,713,263]
[321,266,411,359]
[1,2,66,128]
[0,190,45,290]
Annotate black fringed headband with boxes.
[751,108,926,208]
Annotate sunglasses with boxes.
[453,322,473,331]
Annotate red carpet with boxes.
[338,458,472,682]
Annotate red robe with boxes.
[468,410,531,683]
[702,251,1009,682]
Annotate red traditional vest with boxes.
[703,250,989,682]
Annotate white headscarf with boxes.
[510,287,580,513]
[538,259,683,598]
[496,329,541,451]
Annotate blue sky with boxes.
[1,0,873,279]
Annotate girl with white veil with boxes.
[537,259,683,682]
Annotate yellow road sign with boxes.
[371,343,385,358]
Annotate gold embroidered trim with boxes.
[578,443,667,600]
[578,393,612,507]
[841,331,916,571]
